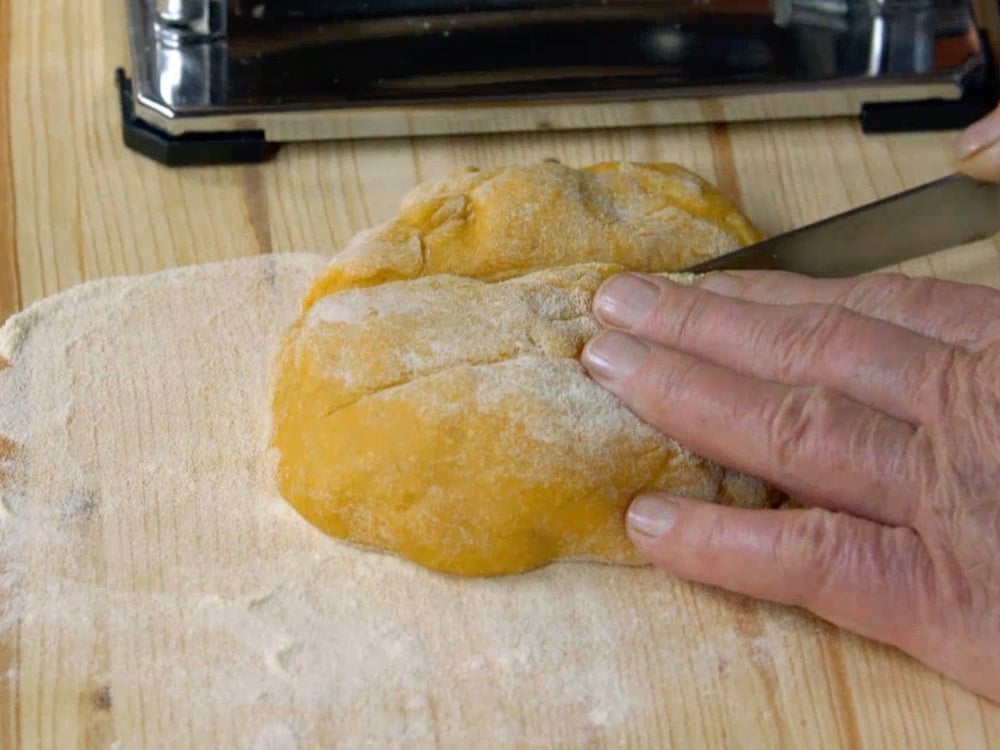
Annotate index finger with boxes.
[594,273,959,426]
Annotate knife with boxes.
[683,174,1000,278]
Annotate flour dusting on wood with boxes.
[0,254,813,747]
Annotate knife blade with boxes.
[682,174,1000,278]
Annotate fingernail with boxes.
[627,495,679,538]
[957,113,1000,161]
[581,330,650,382]
[696,271,744,297]
[593,273,661,328]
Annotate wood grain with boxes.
[0,0,19,325]
[0,0,20,741]
[2,0,1000,747]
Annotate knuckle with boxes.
[916,280,1000,348]
[879,530,940,651]
[849,409,925,483]
[839,273,911,312]
[915,345,973,423]
[920,480,1000,604]
[809,304,859,350]
[640,354,700,410]
[658,289,713,346]
[772,510,844,607]
[774,514,936,645]
[764,384,928,502]
[698,511,734,557]
[969,349,1000,425]
[894,275,938,309]
[765,386,841,468]
[768,304,854,380]
[757,315,806,377]
[971,294,1000,347]
[917,492,965,548]
[841,410,889,474]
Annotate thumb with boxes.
[957,140,1000,183]
[626,494,933,654]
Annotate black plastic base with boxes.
[861,28,999,134]
[860,95,997,134]
[116,70,280,167]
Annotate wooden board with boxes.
[2,246,1000,750]
[2,0,1000,746]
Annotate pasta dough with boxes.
[301,160,762,307]
[270,161,779,576]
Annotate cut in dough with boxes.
[271,161,779,576]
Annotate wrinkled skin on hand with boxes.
[581,268,1000,703]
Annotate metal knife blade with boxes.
[682,174,1000,278]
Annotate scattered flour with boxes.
[0,254,807,747]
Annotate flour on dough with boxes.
[270,162,780,576]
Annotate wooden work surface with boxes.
[3,1,1000,748]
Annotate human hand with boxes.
[580,270,1000,702]
[958,103,1000,182]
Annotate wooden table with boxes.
[3,1,1000,747]
[3,1,1000,322]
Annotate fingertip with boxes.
[592,272,661,329]
[580,330,650,384]
[626,499,781,594]
[626,493,681,540]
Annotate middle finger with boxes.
[582,331,932,526]
[581,331,927,527]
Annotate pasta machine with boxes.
[117,0,1000,165]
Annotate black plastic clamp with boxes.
[116,69,280,167]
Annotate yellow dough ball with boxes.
[271,161,778,577]
[300,160,762,310]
